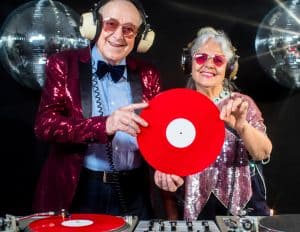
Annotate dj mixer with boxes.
[134,219,220,232]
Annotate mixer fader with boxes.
[134,219,220,232]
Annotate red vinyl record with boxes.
[137,88,225,176]
[27,214,127,232]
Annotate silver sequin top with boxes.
[184,92,267,219]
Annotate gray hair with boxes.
[98,0,143,26]
[187,27,238,91]
[190,27,235,62]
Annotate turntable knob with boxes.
[159,221,165,231]
[241,218,253,231]
[186,221,193,231]
[170,221,176,231]
[202,221,211,231]
[146,220,153,231]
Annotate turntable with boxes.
[216,214,300,232]
[1,212,138,232]
[258,214,300,232]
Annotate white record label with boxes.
[61,219,94,227]
[166,118,196,148]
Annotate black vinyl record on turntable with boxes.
[259,214,300,232]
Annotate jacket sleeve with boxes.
[34,54,109,145]
[141,65,162,101]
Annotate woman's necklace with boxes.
[212,89,230,104]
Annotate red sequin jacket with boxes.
[33,47,161,212]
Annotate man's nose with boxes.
[113,25,125,38]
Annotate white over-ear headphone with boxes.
[79,0,155,53]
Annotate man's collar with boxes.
[91,45,127,79]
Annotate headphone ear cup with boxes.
[79,12,100,41]
[136,29,155,53]
[181,47,192,75]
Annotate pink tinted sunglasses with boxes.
[193,53,226,67]
[102,17,138,39]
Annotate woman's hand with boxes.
[220,97,248,132]
[220,97,272,160]
[154,170,184,192]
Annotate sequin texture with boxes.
[184,92,267,219]
[33,47,161,212]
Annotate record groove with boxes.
[137,88,225,176]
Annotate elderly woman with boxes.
[155,27,272,220]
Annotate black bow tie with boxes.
[96,60,125,83]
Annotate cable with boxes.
[92,74,129,214]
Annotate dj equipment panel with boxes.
[2,213,300,232]
[134,220,220,232]
[215,216,262,232]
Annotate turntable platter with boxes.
[259,214,300,232]
[27,213,128,232]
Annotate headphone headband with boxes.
[79,0,155,53]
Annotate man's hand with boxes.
[106,102,149,137]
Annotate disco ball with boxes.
[0,0,89,90]
[255,0,300,89]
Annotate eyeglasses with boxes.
[102,17,138,39]
[193,53,226,67]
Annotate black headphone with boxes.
[181,39,239,80]
[79,0,155,53]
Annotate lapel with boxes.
[79,56,143,118]
[79,60,92,119]
[128,67,143,114]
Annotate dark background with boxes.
[1,0,300,217]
